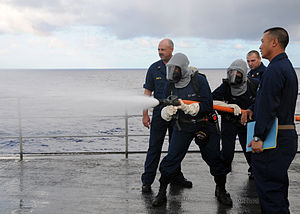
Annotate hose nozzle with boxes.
[158,95,180,106]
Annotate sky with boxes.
[0,0,300,69]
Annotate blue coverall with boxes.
[159,74,230,183]
[142,60,184,185]
[251,53,298,213]
[248,62,266,81]
[212,79,259,172]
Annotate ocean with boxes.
[0,68,300,154]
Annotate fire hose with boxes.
[158,95,300,121]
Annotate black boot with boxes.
[214,175,233,206]
[142,184,151,193]
[171,178,193,188]
[152,182,168,207]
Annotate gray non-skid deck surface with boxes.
[0,153,300,214]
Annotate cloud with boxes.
[234,44,244,50]
[1,0,300,41]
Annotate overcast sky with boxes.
[1,0,300,68]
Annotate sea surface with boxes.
[0,68,300,154]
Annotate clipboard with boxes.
[246,117,278,152]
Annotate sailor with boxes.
[246,50,266,81]
[212,59,259,179]
[152,53,232,207]
[242,27,298,213]
[141,39,192,193]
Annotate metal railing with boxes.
[0,114,150,161]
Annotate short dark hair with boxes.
[247,50,260,58]
[264,27,289,49]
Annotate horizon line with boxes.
[1,67,300,70]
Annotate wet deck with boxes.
[0,153,300,214]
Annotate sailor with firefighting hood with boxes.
[212,59,259,179]
[152,53,232,207]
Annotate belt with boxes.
[179,118,208,124]
[278,125,295,130]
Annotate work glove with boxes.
[179,100,200,116]
[161,105,178,121]
[213,100,241,116]
[188,66,198,72]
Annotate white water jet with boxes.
[82,92,160,111]
[0,70,160,117]
[14,92,159,118]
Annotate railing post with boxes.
[125,111,129,158]
[17,98,23,161]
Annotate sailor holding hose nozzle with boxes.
[152,53,232,207]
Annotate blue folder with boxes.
[246,118,278,152]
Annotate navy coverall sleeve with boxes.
[197,75,213,114]
[143,66,155,91]
[212,83,226,101]
[248,104,254,112]
[253,65,284,140]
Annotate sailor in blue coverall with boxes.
[242,27,298,214]
[141,39,191,193]
[212,59,259,178]
[246,50,266,81]
[152,53,232,207]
